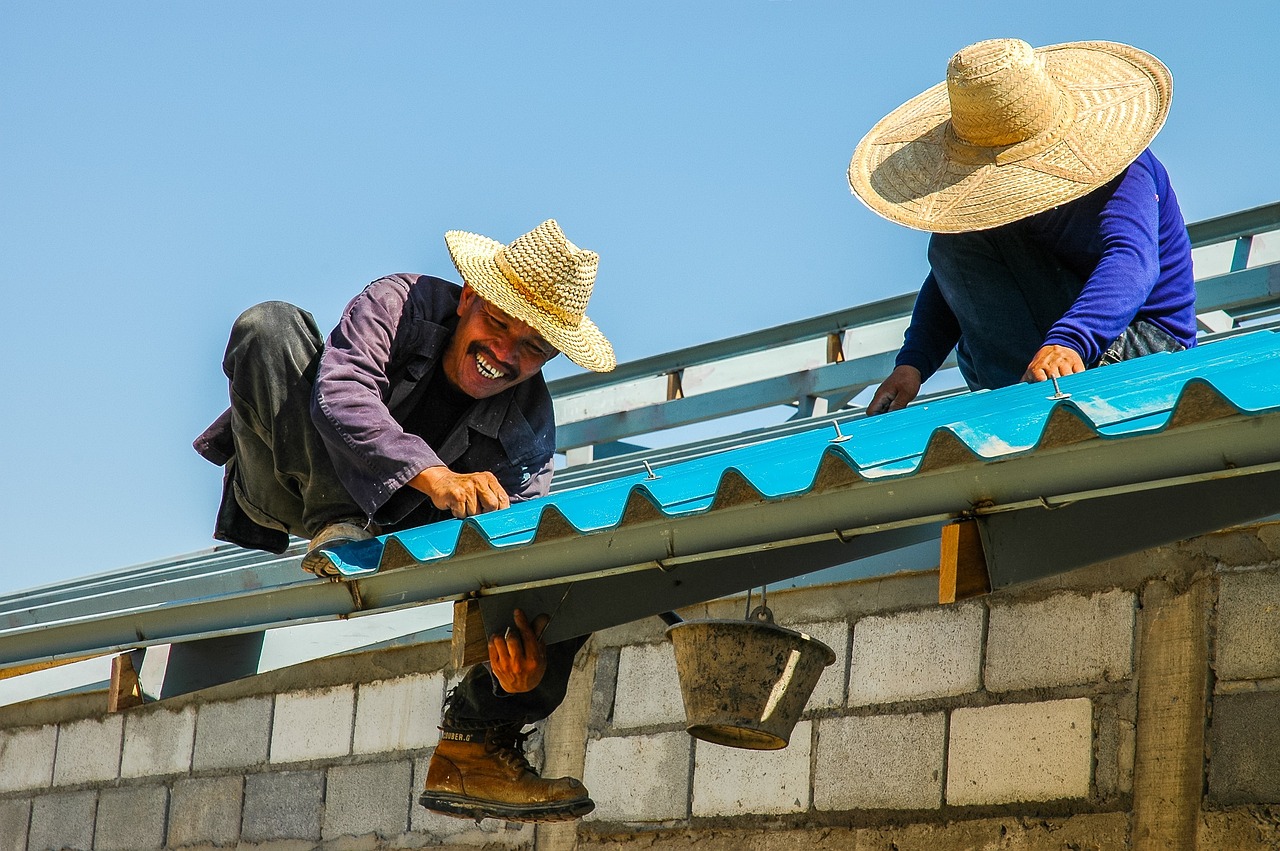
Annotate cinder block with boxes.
[0,725,56,792]
[269,684,355,763]
[986,590,1135,692]
[582,732,690,822]
[53,714,123,785]
[1208,692,1280,805]
[692,720,811,816]
[1217,571,1280,681]
[947,698,1092,806]
[29,790,96,851]
[193,696,272,770]
[242,770,324,842]
[168,776,243,846]
[323,759,413,839]
[94,785,167,851]
[612,642,685,729]
[849,604,982,706]
[353,673,445,754]
[0,799,30,851]
[790,620,849,710]
[814,713,944,811]
[121,705,196,778]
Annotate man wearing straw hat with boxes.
[849,39,1198,414]
[195,219,613,822]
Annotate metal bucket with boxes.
[666,612,836,750]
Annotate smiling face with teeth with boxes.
[441,286,560,399]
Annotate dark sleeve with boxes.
[1042,158,1163,363]
[895,271,962,380]
[311,278,444,516]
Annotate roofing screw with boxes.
[642,460,660,480]
[1048,376,1071,401]
[830,420,852,443]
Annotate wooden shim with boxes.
[939,519,991,604]
[108,652,144,712]
[451,599,489,671]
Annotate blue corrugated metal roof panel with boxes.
[327,330,1280,578]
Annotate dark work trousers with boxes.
[928,230,1184,391]
[446,633,590,730]
[222,301,368,539]
[226,301,583,730]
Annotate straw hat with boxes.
[848,38,1172,233]
[445,219,615,372]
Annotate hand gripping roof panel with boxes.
[323,330,1280,580]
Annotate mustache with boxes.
[468,344,516,377]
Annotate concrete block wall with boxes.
[1,523,1279,850]
[581,589,1133,829]
[0,669,528,850]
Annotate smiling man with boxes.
[196,219,613,570]
[194,220,613,821]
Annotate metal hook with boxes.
[1048,375,1071,401]
[642,460,660,480]
[830,420,852,443]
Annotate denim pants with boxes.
[928,230,1184,390]
[221,301,369,540]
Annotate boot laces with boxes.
[486,727,535,774]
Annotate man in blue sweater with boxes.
[849,38,1197,414]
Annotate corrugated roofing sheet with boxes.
[325,330,1280,579]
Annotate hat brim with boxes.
[848,41,1172,233]
[445,229,616,373]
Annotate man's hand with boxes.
[1022,345,1085,383]
[411,466,510,518]
[488,608,549,694]
[867,365,923,416]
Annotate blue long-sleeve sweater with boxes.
[895,149,1198,384]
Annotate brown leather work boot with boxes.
[419,727,594,823]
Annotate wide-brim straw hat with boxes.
[848,38,1172,233]
[445,219,615,372]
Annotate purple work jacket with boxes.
[197,274,556,539]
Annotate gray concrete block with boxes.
[269,685,355,763]
[0,725,56,792]
[120,705,196,778]
[53,715,122,786]
[93,785,167,851]
[1208,692,1280,805]
[168,775,243,847]
[813,712,944,811]
[1217,570,1280,681]
[323,759,413,839]
[612,642,685,729]
[582,731,690,822]
[849,604,983,706]
[0,799,30,851]
[193,696,272,771]
[789,620,850,711]
[28,790,96,851]
[353,673,444,755]
[947,698,1093,806]
[692,720,812,816]
[986,590,1135,692]
[242,770,324,842]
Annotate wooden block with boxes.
[451,599,490,671]
[939,519,991,604]
[108,652,144,712]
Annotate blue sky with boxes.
[2,1,1278,595]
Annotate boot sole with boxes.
[419,791,595,823]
